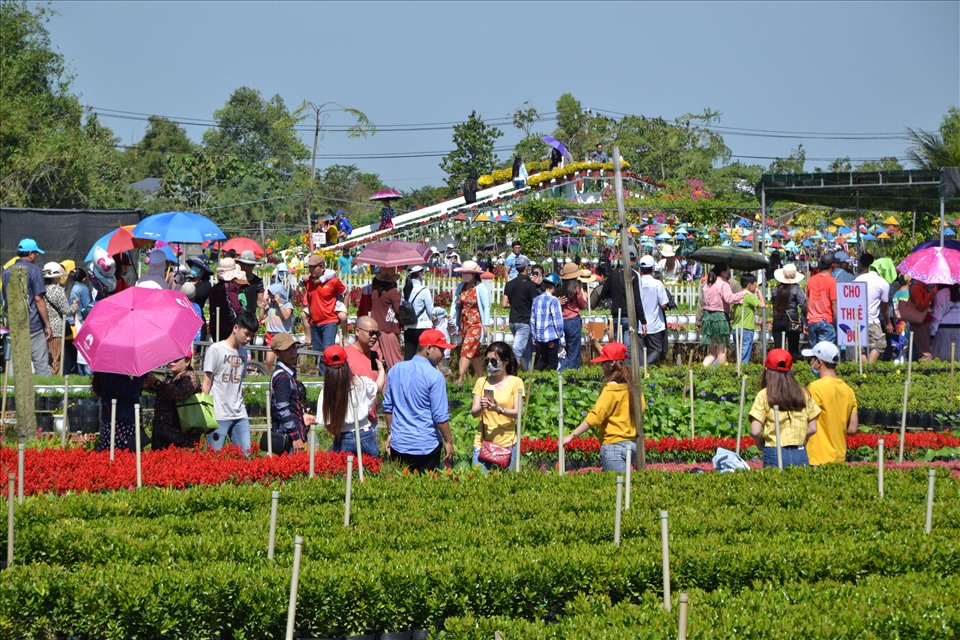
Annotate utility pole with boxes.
[614,146,646,470]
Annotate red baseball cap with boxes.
[764,348,793,372]
[323,345,348,366]
[590,342,627,363]
[419,328,455,350]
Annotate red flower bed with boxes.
[0,445,379,496]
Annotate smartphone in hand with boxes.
[370,350,380,369]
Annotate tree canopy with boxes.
[440,111,503,193]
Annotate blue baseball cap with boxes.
[18,238,44,254]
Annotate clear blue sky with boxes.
[46,1,959,188]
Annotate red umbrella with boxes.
[221,237,264,258]
[353,241,431,268]
[370,189,403,201]
[84,225,151,262]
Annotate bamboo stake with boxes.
[951,343,956,398]
[614,476,623,547]
[678,593,689,640]
[284,535,304,640]
[925,468,935,534]
[688,369,695,439]
[625,447,632,510]
[514,388,523,473]
[216,308,221,343]
[351,396,365,483]
[266,386,273,457]
[558,372,565,476]
[660,510,671,612]
[617,309,622,343]
[735,376,747,456]
[898,332,915,464]
[773,405,783,470]
[60,375,69,449]
[109,399,117,461]
[736,322,744,376]
[308,426,316,478]
[642,346,648,379]
[344,455,353,527]
[877,439,884,498]
[17,444,24,505]
[59,318,67,379]
[855,314,862,376]
[268,490,280,560]
[0,356,10,444]
[134,404,142,488]
[7,473,14,567]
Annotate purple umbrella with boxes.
[541,136,573,162]
[370,189,403,201]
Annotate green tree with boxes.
[511,101,548,163]
[826,156,852,172]
[313,164,387,227]
[905,107,960,169]
[854,157,904,172]
[126,116,196,181]
[202,86,309,174]
[768,144,806,174]
[0,1,134,208]
[440,110,503,192]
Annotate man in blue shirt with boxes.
[382,328,455,472]
[1,238,52,375]
[504,240,523,280]
[530,273,565,371]
[591,143,609,163]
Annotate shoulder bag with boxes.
[477,412,512,470]
[176,392,217,434]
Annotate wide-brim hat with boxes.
[42,262,65,278]
[559,263,581,280]
[236,250,260,265]
[578,269,597,284]
[774,264,804,285]
[454,260,484,274]
[187,254,213,275]
[660,244,676,258]
[217,258,245,282]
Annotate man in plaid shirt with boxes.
[530,273,565,371]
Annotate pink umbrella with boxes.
[370,189,403,201]
[897,246,960,285]
[75,287,203,376]
[353,240,431,268]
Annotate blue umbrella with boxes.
[737,240,751,247]
[837,226,853,235]
[541,136,573,162]
[802,240,813,247]
[132,211,227,244]
[862,233,877,241]
[656,232,672,240]
[946,228,957,237]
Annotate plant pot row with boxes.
[859,408,955,431]
[300,631,430,640]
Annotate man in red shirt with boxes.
[301,254,346,372]
[806,254,838,347]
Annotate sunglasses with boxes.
[485,358,501,366]
[359,328,381,337]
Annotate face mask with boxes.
[486,361,503,373]
[810,364,820,379]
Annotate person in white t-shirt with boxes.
[638,255,670,364]
[853,253,892,363]
[202,310,258,454]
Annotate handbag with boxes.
[260,430,290,454]
[477,414,512,470]
[176,392,217,434]
[898,299,928,325]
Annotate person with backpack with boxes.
[400,265,435,361]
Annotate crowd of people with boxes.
[3,229,955,475]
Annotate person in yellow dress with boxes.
[802,341,858,466]
[562,342,645,472]
[471,342,525,471]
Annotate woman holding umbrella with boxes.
[371,189,402,232]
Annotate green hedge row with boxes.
[441,572,960,639]
[1,467,958,638]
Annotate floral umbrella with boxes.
[897,246,960,285]
[370,189,403,201]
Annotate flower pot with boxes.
[860,408,876,426]
[411,630,430,639]
[53,415,64,433]
[882,411,900,427]
[686,330,698,342]
[668,333,678,343]
[915,412,932,430]
[37,415,54,432]
[380,633,412,640]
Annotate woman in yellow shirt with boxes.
[471,342,525,471]
[562,342,644,472]
[749,348,820,468]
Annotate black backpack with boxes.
[398,288,426,326]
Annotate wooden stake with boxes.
[614,476,623,547]
[0,356,9,445]
[855,315,862,376]
[515,388,523,473]
[951,342,956,398]
[642,346,648,379]
[216,307,221,343]
[6,473,13,567]
[678,593,689,640]
[268,490,280,560]
[285,535,304,640]
[735,376,747,456]
[773,405,783,470]
[16,444,24,505]
[308,426,316,478]
[109,399,117,461]
[61,375,70,449]
[877,439,884,498]
[625,447,632,510]
[344,455,353,527]
[898,332,915,464]
[617,309,622,343]
[59,318,67,380]
[660,510,671,612]
[688,369,695,439]
[558,372,565,476]
[351,396,365,483]
[266,386,273,457]
[925,468,935,534]
[134,404,142,488]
